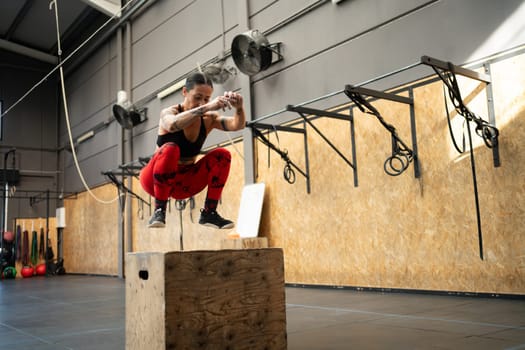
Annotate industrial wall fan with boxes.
[203,62,237,84]
[112,91,147,129]
[231,30,282,75]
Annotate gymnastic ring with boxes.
[283,164,296,184]
[389,154,407,172]
[384,154,407,176]
[478,124,499,148]
[175,199,187,211]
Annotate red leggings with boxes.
[139,143,231,201]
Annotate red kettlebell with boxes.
[36,263,46,276]
[21,265,34,278]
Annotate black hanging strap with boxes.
[39,228,45,259]
[250,127,298,184]
[432,64,499,149]
[431,63,500,261]
[345,90,414,176]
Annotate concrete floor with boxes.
[0,275,524,349]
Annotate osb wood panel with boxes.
[131,143,246,253]
[221,237,269,249]
[125,252,166,350]
[13,217,57,277]
[162,249,286,349]
[121,53,523,294]
[63,185,119,275]
[256,53,525,294]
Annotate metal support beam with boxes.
[250,104,358,192]
[287,105,356,171]
[238,0,256,185]
[349,108,358,187]
[5,0,35,40]
[421,55,491,83]
[483,63,500,167]
[250,122,305,134]
[408,88,421,178]
[345,85,413,105]
[80,0,121,17]
[0,38,57,65]
[64,0,150,75]
[286,105,354,121]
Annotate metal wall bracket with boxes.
[248,104,357,193]
[421,55,501,261]
[285,105,358,189]
[344,85,420,178]
[248,121,311,193]
[421,55,500,167]
[102,157,151,208]
[421,55,491,83]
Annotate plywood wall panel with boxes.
[252,52,525,294]
[63,185,119,275]
[69,53,524,295]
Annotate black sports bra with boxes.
[156,105,207,158]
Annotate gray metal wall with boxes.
[2,0,523,221]
[0,0,522,284]
[58,0,525,193]
[0,50,59,221]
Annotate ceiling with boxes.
[0,0,120,66]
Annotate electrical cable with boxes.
[51,0,122,204]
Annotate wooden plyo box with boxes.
[221,237,268,249]
[126,249,287,350]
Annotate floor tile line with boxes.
[286,303,525,331]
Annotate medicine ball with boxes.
[36,263,46,276]
[2,266,16,279]
[3,231,14,242]
[21,265,34,278]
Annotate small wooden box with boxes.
[126,249,287,349]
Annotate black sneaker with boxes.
[199,209,234,229]
[148,208,166,228]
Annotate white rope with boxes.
[51,0,127,204]
[225,131,245,160]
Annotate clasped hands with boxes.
[212,92,243,111]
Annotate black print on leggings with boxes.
[153,172,176,184]
[210,175,224,189]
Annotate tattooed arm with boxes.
[213,92,246,132]
[159,95,231,133]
